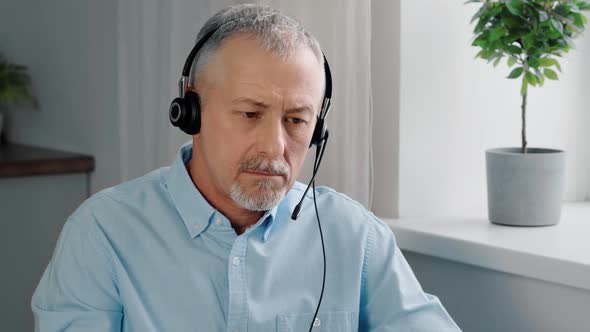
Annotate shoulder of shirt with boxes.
[67,166,170,223]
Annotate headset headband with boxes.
[177,27,332,119]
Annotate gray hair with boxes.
[188,4,324,88]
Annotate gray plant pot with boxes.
[486,147,565,226]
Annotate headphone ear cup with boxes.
[169,91,201,135]
[183,91,201,134]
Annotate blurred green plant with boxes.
[0,54,36,107]
[467,0,590,153]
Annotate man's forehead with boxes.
[231,96,316,115]
[199,34,324,105]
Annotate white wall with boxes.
[117,0,192,182]
[0,0,121,194]
[399,1,590,217]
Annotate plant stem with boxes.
[521,90,528,154]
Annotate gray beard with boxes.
[230,179,286,211]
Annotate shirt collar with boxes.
[165,141,216,238]
[164,141,285,241]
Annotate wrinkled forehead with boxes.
[204,35,326,109]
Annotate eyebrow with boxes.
[232,97,315,115]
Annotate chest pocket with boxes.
[277,311,354,332]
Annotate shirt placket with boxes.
[227,234,249,332]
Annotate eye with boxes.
[241,112,260,119]
[286,117,306,125]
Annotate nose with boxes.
[256,116,286,158]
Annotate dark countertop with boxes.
[0,143,95,178]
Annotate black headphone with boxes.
[169,26,332,148]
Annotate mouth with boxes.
[243,170,285,178]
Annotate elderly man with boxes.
[32,4,461,332]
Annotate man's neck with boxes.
[186,158,264,235]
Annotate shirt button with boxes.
[232,256,241,266]
[313,317,321,327]
[215,217,222,225]
[192,224,200,230]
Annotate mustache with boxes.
[239,157,290,177]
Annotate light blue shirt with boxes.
[32,142,461,331]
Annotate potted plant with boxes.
[0,54,36,143]
[467,0,590,226]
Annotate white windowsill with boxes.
[382,202,590,291]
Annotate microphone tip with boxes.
[291,204,302,220]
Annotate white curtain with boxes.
[118,0,173,181]
[117,0,374,208]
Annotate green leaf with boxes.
[539,57,557,67]
[471,4,487,23]
[477,48,493,60]
[544,68,559,80]
[525,71,538,86]
[528,57,541,68]
[471,4,485,23]
[472,34,488,48]
[538,73,545,86]
[555,61,562,72]
[522,33,536,49]
[539,10,549,22]
[555,4,569,17]
[571,4,582,14]
[506,0,523,16]
[550,18,564,35]
[507,67,524,79]
[501,15,524,28]
[506,45,522,54]
[493,54,503,67]
[489,25,508,42]
[535,69,545,87]
[572,13,587,28]
[507,56,517,67]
